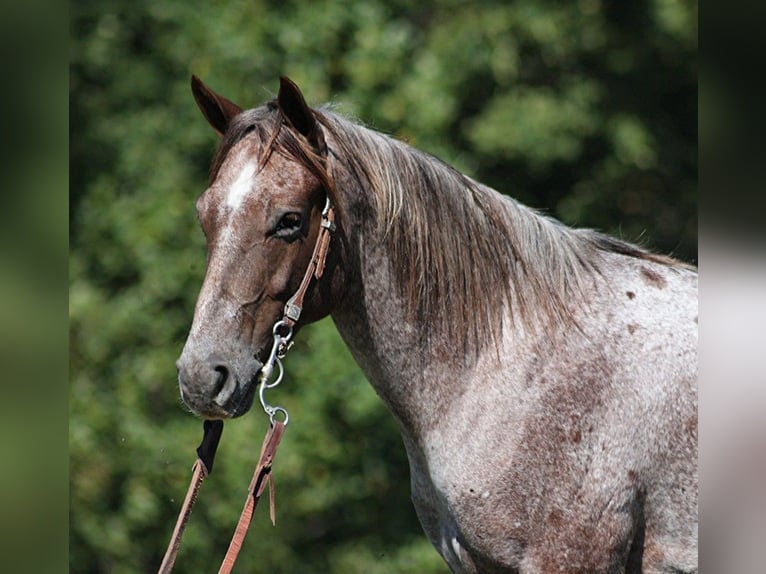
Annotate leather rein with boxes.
[158,198,336,574]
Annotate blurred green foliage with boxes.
[70,0,696,571]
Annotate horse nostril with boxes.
[212,363,240,408]
[213,365,229,396]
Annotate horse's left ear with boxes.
[278,76,326,153]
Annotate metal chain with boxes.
[258,320,293,425]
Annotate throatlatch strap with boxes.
[218,421,286,574]
[158,420,224,574]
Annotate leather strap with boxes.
[158,420,224,574]
[159,421,286,574]
[283,203,336,327]
[217,421,286,574]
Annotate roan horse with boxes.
[176,76,698,573]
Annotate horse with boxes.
[176,75,698,573]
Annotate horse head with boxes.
[176,76,342,419]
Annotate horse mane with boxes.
[315,110,683,351]
[210,102,682,354]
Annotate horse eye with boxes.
[274,212,303,237]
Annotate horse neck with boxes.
[326,171,491,440]
[330,228,468,440]
[321,117,557,439]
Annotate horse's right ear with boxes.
[191,75,243,136]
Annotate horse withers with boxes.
[176,76,698,573]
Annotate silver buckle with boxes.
[284,302,302,322]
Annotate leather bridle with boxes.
[158,197,336,573]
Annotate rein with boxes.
[158,198,336,573]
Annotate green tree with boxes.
[70,1,696,571]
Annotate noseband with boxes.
[159,197,336,574]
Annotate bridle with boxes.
[158,197,336,574]
[258,196,337,426]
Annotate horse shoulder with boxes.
[412,254,697,571]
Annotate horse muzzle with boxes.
[176,352,262,419]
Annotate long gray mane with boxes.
[213,103,681,354]
[315,109,680,351]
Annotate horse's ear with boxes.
[191,75,243,136]
[277,76,325,153]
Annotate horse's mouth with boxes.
[211,371,260,418]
